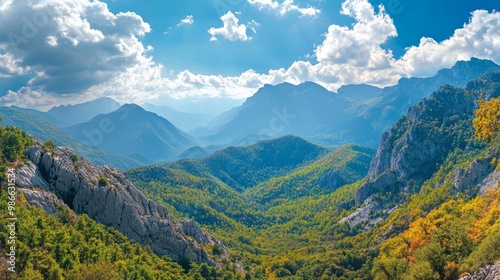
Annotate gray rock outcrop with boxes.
[16,145,226,266]
[459,263,500,280]
[355,72,500,205]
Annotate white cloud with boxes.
[177,15,194,26]
[208,11,252,41]
[0,53,25,77]
[315,0,396,69]
[248,0,320,17]
[1,0,500,110]
[1,87,60,110]
[396,9,500,76]
[46,35,58,46]
[0,0,152,95]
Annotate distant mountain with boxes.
[197,58,500,148]
[9,105,71,127]
[169,135,329,192]
[65,104,197,161]
[142,103,215,131]
[0,106,150,169]
[177,146,210,159]
[152,96,244,115]
[363,57,500,132]
[47,97,121,126]
[197,81,352,146]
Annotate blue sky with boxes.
[103,0,499,75]
[0,0,499,110]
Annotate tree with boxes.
[473,97,500,143]
[42,140,57,153]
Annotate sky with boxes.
[0,0,499,111]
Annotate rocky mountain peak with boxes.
[355,71,500,205]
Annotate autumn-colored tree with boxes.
[473,97,500,143]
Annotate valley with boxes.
[1,60,500,279]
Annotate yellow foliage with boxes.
[468,188,500,242]
[473,98,500,143]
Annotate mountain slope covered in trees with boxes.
[127,71,500,278]
[1,71,500,279]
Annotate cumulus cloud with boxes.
[248,0,320,17]
[0,53,25,77]
[208,11,252,41]
[396,9,500,76]
[177,15,194,26]
[1,87,61,110]
[1,0,500,109]
[315,0,397,67]
[0,0,153,95]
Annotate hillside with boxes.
[126,72,500,278]
[0,106,151,169]
[0,124,239,279]
[169,135,329,192]
[65,104,197,162]
[245,144,374,206]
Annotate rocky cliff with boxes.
[459,263,500,280]
[355,71,500,205]
[16,145,226,266]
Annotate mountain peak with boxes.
[453,57,498,68]
[251,81,331,100]
[47,97,121,126]
[119,103,146,112]
[438,57,499,77]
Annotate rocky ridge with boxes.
[355,72,500,205]
[16,145,226,266]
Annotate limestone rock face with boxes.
[17,146,225,265]
[459,263,500,280]
[355,72,500,205]
[451,158,497,193]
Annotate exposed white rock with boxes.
[17,145,226,266]
[459,262,500,280]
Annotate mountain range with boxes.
[142,103,215,131]
[5,58,499,169]
[195,58,500,147]
[64,104,197,162]
[47,97,121,127]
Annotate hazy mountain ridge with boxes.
[0,106,151,169]
[197,58,500,148]
[142,103,216,131]
[64,104,197,162]
[47,97,121,127]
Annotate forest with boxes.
[1,75,500,279]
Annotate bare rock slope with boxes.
[16,145,225,265]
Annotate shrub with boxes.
[42,140,57,153]
[98,177,108,186]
